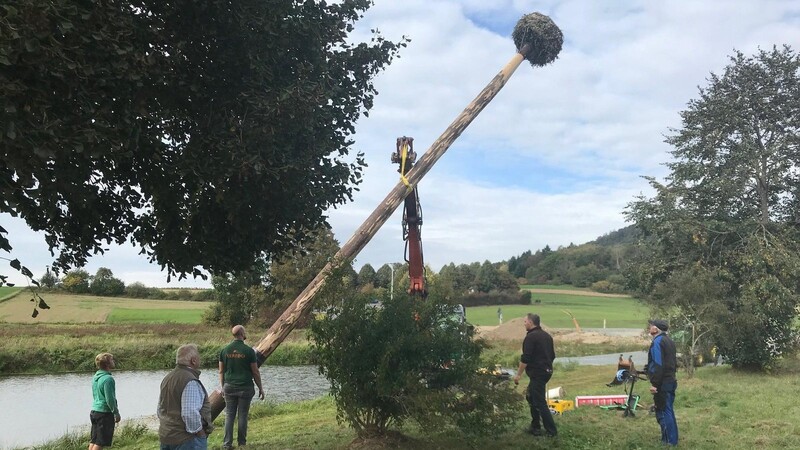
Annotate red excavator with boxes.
[391,136,427,298]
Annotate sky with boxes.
[2,0,799,288]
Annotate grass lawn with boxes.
[37,356,800,450]
[466,293,648,328]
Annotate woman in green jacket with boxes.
[89,353,121,450]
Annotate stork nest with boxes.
[512,12,563,67]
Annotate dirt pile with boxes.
[476,318,648,346]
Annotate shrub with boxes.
[125,282,151,298]
[310,288,521,438]
[458,290,531,307]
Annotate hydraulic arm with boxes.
[391,137,427,298]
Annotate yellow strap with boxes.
[399,143,412,190]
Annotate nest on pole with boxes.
[512,12,563,67]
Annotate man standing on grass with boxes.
[513,313,557,438]
[158,344,213,450]
[89,353,121,450]
[647,319,678,446]
[219,325,265,450]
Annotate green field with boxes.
[0,292,209,323]
[106,308,206,323]
[466,292,648,328]
[0,286,21,301]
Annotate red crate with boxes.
[574,395,629,407]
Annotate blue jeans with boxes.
[223,384,255,448]
[160,436,207,450]
[653,380,678,445]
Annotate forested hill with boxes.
[590,225,641,247]
[504,225,640,293]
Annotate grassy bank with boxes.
[31,356,800,449]
[0,323,312,374]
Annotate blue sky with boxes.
[3,0,800,288]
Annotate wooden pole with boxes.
[209,46,531,419]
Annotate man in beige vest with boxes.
[158,344,213,450]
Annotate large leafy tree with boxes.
[626,46,800,370]
[1,0,405,278]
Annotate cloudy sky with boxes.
[3,0,799,288]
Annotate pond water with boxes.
[0,365,329,450]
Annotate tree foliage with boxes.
[309,284,521,439]
[626,46,800,370]
[205,226,346,326]
[61,269,90,294]
[89,267,125,296]
[1,0,406,278]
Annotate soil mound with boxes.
[477,318,649,346]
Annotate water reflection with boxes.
[0,366,328,450]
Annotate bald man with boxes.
[218,325,264,450]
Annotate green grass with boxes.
[466,294,648,328]
[107,308,205,324]
[0,286,21,302]
[36,356,800,449]
[0,323,312,374]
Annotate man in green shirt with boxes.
[89,352,121,450]
[218,325,264,450]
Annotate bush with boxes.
[310,287,521,438]
[125,282,151,298]
[193,289,216,301]
[458,290,531,307]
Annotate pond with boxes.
[0,365,329,450]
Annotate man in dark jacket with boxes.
[647,319,678,446]
[513,313,557,438]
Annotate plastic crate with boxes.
[574,395,629,407]
[547,399,574,414]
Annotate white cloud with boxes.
[3,0,798,287]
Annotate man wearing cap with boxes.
[646,319,678,446]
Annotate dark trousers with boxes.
[653,380,678,445]
[526,371,557,436]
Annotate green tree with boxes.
[38,267,58,289]
[1,0,406,278]
[205,266,266,326]
[626,46,800,370]
[61,269,90,294]
[374,264,392,289]
[89,267,125,296]
[356,263,376,288]
[309,286,521,439]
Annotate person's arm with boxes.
[250,362,265,400]
[180,381,205,436]
[102,376,121,422]
[513,361,527,385]
[514,336,533,384]
[649,336,665,392]
[218,361,225,389]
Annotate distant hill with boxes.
[504,226,640,293]
[590,225,641,247]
